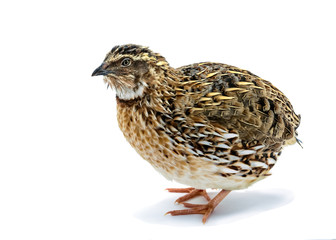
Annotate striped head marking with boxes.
[92,44,169,100]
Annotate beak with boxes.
[91,63,111,76]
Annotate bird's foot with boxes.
[166,187,211,204]
[166,190,231,223]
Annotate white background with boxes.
[1,0,335,239]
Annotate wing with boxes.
[175,62,301,151]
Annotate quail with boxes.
[92,44,301,223]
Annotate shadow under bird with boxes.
[92,44,301,223]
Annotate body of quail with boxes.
[92,44,300,223]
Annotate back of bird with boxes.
[176,62,301,152]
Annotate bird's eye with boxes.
[121,58,132,67]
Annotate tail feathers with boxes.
[296,137,303,148]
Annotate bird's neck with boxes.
[116,96,141,108]
[116,68,179,115]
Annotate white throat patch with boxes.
[116,83,146,100]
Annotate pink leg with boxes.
[166,189,231,223]
[166,187,211,203]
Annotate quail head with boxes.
[92,44,300,223]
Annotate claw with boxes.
[166,189,231,223]
[166,187,211,203]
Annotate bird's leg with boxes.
[166,187,211,204]
[166,190,231,223]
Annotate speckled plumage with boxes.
[92,44,300,222]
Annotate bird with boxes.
[91,44,301,223]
